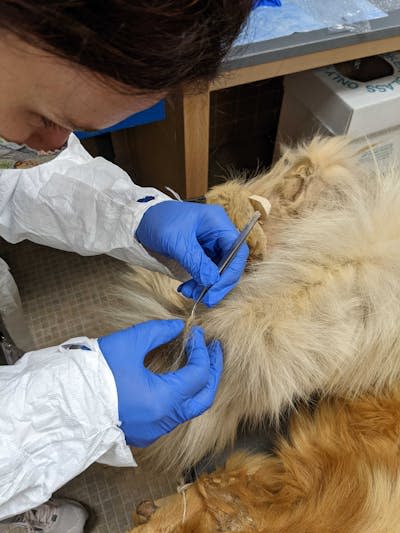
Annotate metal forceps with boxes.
[190,211,261,317]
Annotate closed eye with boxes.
[40,116,59,129]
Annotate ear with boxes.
[277,157,315,210]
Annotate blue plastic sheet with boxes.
[236,2,324,44]
[292,0,386,31]
[236,0,387,45]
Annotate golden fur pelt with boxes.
[130,384,400,533]
[109,136,400,473]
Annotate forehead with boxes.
[3,33,162,129]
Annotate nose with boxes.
[23,126,71,151]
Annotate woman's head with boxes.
[3,1,252,92]
[0,1,252,151]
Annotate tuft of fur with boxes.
[110,136,400,472]
[129,385,400,533]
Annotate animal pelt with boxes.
[109,136,400,473]
[129,384,400,533]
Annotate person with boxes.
[0,2,253,532]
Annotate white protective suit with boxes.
[0,134,172,519]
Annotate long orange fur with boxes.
[130,384,400,532]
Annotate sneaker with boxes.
[0,498,89,532]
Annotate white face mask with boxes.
[0,137,66,170]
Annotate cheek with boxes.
[22,127,71,151]
[0,107,69,151]
[0,108,33,144]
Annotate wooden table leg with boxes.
[182,90,210,199]
[111,89,210,200]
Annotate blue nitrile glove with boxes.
[136,201,249,307]
[98,319,223,447]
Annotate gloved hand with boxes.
[98,319,223,447]
[136,201,249,307]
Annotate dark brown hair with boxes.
[1,1,252,92]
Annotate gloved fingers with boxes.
[133,319,185,357]
[202,241,248,306]
[181,339,223,419]
[177,278,198,300]
[177,242,248,306]
[174,240,220,288]
[196,206,241,255]
[173,326,211,394]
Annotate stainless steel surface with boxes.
[224,7,400,72]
